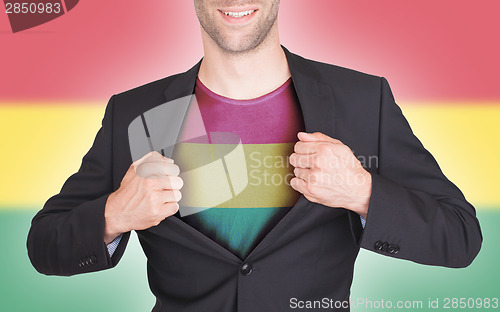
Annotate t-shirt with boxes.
[174,77,305,259]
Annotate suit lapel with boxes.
[155,46,337,261]
[163,60,201,102]
[283,46,336,137]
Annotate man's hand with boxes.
[103,151,183,244]
[289,132,372,219]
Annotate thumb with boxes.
[297,132,340,143]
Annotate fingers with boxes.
[297,131,342,144]
[289,153,316,168]
[134,151,174,167]
[294,167,326,186]
[293,167,311,182]
[294,141,338,154]
[158,189,182,202]
[290,177,317,202]
[294,141,316,154]
[162,202,180,216]
[159,176,184,190]
[143,175,183,192]
[290,176,305,191]
[294,137,343,155]
[135,160,180,178]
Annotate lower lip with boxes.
[218,10,258,24]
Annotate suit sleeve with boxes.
[27,95,131,276]
[353,77,482,268]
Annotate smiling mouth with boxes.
[219,9,257,18]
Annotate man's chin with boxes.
[220,44,258,54]
[215,35,266,55]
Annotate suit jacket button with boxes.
[240,263,253,276]
[89,256,97,265]
[387,244,395,254]
[393,245,400,254]
[374,241,383,250]
[381,242,388,252]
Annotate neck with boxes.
[197,25,291,100]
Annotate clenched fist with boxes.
[289,132,372,219]
[104,151,184,244]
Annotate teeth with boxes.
[222,10,255,18]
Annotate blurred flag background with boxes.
[1,1,499,311]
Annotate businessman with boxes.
[27,1,482,311]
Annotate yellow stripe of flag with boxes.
[1,103,499,209]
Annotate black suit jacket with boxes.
[27,46,482,311]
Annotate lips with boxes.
[4,0,79,33]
